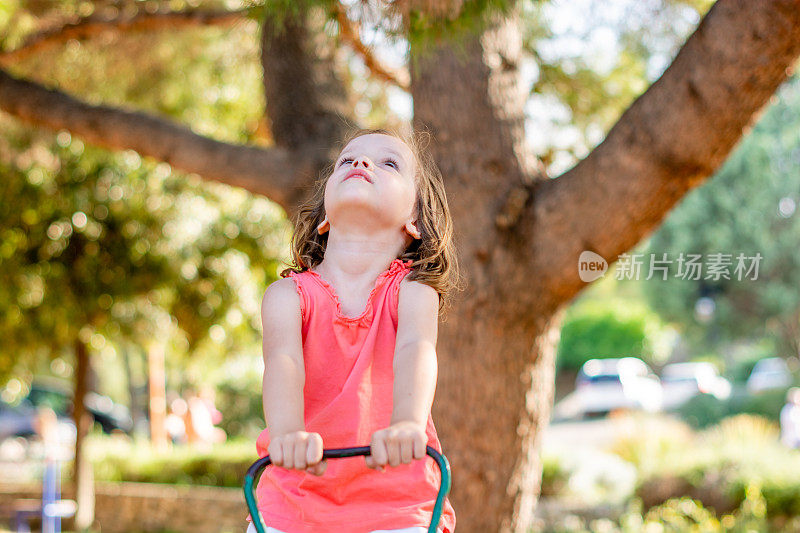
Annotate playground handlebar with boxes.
[243,445,451,533]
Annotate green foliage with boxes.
[729,354,763,384]
[730,388,794,422]
[0,13,294,383]
[639,497,724,531]
[0,130,289,382]
[215,373,265,439]
[86,435,257,488]
[676,393,730,430]
[552,413,800,531]
[556,299,658,371]
[521,0,713,171]
[607,414,694,477]
[549,489,797,532]
[541,453,570,497]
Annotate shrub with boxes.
[676,393,730,429]
[607,413,693,477]
[546,489,799,532]
[631,415,800,522]
[728,387,789,422]
[541,453,569,497]
[215,379,264,439]
[676,386,791,430]
[84,435,258,487]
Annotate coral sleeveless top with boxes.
[248,258,456,533]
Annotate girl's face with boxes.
[324,133,417,233]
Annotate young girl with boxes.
[246,127,461,533]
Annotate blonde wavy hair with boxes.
[279,126,464,320]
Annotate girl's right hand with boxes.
[267,431,328,476]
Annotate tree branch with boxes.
[334,3,409,90]
[0,67,313,214]
[0,6,250,66]
[523,0,800,314]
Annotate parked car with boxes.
[575,357,663,417]
[25,379,133,434]
[0,398,37,440]
[746,357,793,394]
[0,397,76,444]
[660,362,732,410]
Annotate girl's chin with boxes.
[327,199,403,220]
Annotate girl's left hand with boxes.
[365,420,427,471]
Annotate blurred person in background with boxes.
[199,385,223,427]
[780,387,800,449]
[33,406,60,457]
[185,387,226,449]
[165,393,188,445]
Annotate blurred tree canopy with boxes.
[0,125,290,382]
[0,8,292,385]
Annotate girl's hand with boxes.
[365,420,427,471]
[268,431,328,476]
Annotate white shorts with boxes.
[246,520,442,533]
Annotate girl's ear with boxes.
[317,215,330,235]
[404,221,421,240]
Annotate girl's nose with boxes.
[353,156,372,169]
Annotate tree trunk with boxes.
[147,337,169,451]
[433,298,566,532]
[71,337,95,530]
[407,7,561,530]
[121,341,143,434]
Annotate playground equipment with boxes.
[244,445,451,533]
[13,453,76,533]
[12,406,76,533]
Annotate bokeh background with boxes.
[1,1,800,532]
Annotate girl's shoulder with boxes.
[262,275,304,319]
[396,277,439,314]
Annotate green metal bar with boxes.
[244,445,451,533]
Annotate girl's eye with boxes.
[337,157,399,169]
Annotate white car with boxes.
[575,357,663,416]
[746,357,793,394]
[660,362,732,410]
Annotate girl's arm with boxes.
[261,278,326,475]
[366,279,439,470]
